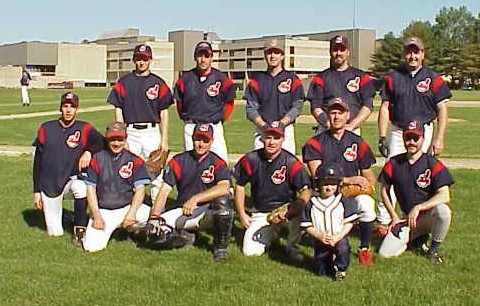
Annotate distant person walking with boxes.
[20,70,32,106]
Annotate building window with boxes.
[229,50,234,57]
[247,49,252,56]
[289,57,294,68]
[229,60,234,69]
[290,46,295,54]
[247,59,252,69]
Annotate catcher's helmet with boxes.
[314,163,344,187]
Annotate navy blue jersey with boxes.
[302,130,376,177]
[163,151,230,208]
[307,67,375,120]
[108,72,173,124]
[233,149,310,212]
[378,153,454,214]
[173,68,235,123]
[20,74,31,86]
[32,120,104,197]
[84,150,150,210]
[381,66,452,128]
[301,194,360,235]
[244,70,305,122]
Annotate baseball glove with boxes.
[266,204,289,224]
[340,184,375,197]
[145,149,170,174]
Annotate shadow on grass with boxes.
[22,208,76,234]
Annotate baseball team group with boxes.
[32,34,454,281]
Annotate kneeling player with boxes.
[82,122,152,252]
[301,163,360,281]
[145,124,234,261]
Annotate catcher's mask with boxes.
[314,163,344,190]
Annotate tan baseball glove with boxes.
[145,149,170,174]
[340,184,375,198]
[266,204,289,224]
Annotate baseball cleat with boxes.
[334,271,346,282]
[428,251,444,264]
[213,248,228,262]
[357,248,374,266]
[73,226,86,248]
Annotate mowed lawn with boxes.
[0,156,479,306]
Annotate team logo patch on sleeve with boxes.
[346,77,360,92]
[416,78,431,93]
[416,169,431,188]
[277,79,292,93]
[66,131,81,148]
[271,166,287,184]
[146,84,160,100]
[119,162,133,179]
[343,143,358,161]
[201,165,215,183]
[207,81,221,97]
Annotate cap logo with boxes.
[416,78,431,93]
[335,37,343,44]
[271,165,287,185]
[271,121,280,128]
[199,124,210,132]
[346,77,360,92]
[201,165,215,184]
[343,143,358,162]
[66,130,81,148]
[416,169,432,188]
[146,84,160,100]
[119,162,133,179]
[408,121,418,130]
[139,45,147,52]
[207,81,221,97]
[277,78,292,93]
[65,93,74,100]
[328,168,335,176]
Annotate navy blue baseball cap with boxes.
[60,92,79,108]
[327,97,349,112]
[403,120,424,137]
[264,121,285,137]
[330,35,349,49]
[133,44,152,59]
[193,123,214,141]
[194,41,213,56]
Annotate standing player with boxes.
[301,163,360,281]
[173,41,235,163]
[82,122,152,252]
[377,37,452,229]
[107,44,173,200]
[244,39,305,154]
[145,124,234,261]
[233,122,311,258]
[20,70,32,106]
[307,35,376,134]
[302,98,377,266]
[33,92,104,243]
[377,121,453,263]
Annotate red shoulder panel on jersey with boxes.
[213,158,227,174]
[288,160,304,183]
[159,83,171,99]
[37,126,46,145]
[223,100,234,121]
[248,79,260,93]
[132,156,144,171]
[385,75,393,92]
[360,74,372,87]
[431,160,446,177]
[90,158,101,174]
[169,158,182,181]
[113,82,126,98]
[176,79,185,94]
[306,138,323,154]
[358,140,370,159]
[292,78,303,91]
[81,123,93,148]
[431,76,445,94]
[383,161,393,179]
[311,76,325,88]
[222,77,234,92]
[240,156,253,177]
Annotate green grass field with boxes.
[0,87,479,305]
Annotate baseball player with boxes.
[244,39,305,155]
[233,122,311,258]
[301,163,360,281]
[82,122,152,252]
[107,44,173,201]
[173,41,235,163]
[307,35,376,135]
[377,120,453,263]
[145,124,234,261]
[32,92,104,244]
[20,70,32,106]
[376,37,452,230]
[302,98,377,266]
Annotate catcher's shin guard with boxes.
[73,198,88,227]
[211,196,234,260]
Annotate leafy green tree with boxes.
[370,32,403,78]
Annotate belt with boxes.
[127,122,156,129]
[185,120,220,124]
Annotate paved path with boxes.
[1,145,478,169]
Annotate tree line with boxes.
[370,6,480,89]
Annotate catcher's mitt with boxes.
[340,184,375,197]
[146,149,170,174]
[266,204,289,224]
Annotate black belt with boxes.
[127,122,156,129]
[185,120,220,124]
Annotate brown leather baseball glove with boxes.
[266,204,289,224]
[340,184,375,198]
[145,149,170,174]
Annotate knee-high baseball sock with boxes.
[359,221,373,249]
[74,198,88,227]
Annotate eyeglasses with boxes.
[403,134,421,142]
[265,49,283,55]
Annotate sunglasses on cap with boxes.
[403,133,421,142]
